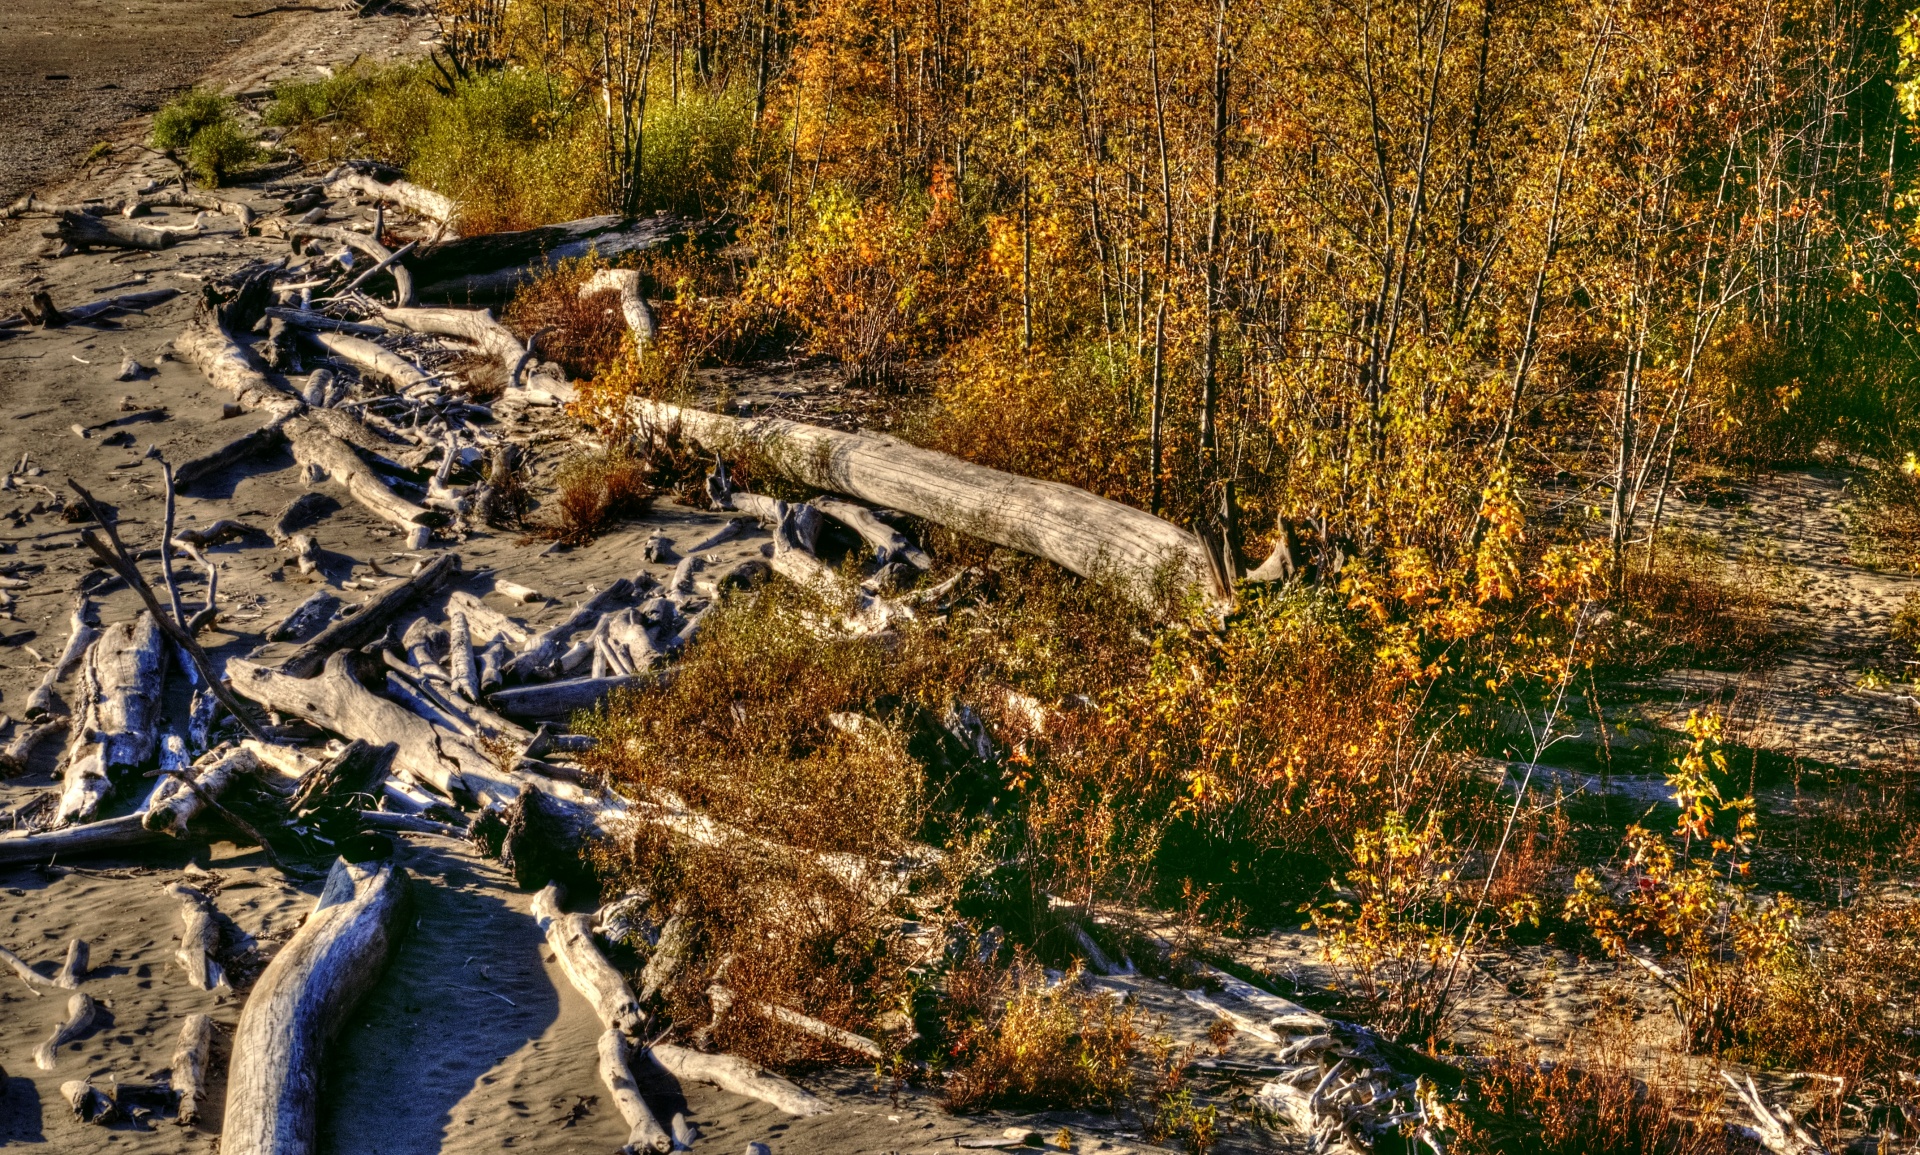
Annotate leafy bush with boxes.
[150,88,258,186]
[532,447,653,545]
[941,958,1139,1113]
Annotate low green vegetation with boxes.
[150,88,259,186]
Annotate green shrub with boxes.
[151,88,259,186]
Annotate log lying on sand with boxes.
[58,612,167,824]
[285,223,414,306]
[644,1044,831,1118]
[600,1030,673,1155]
[0,715,67,774]
[175,319,304,420]
[55,939,89,989]
[25,597,96,719]
[277,552,459,677]
[530,883,644,1036]
[285,414,442,542]
[165,884,227,991]
[224,857,409,1155]
[53,209,189,251]
[1,942,53,990]
[173,1012,214,1125]
[144,745,262,837]
[35,992,97,1069]
[634,400,1225,612]
[409,214,682,301]
[138,189,256,232]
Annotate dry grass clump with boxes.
[1452,1028,1734,1155]
[530,447,653,545]
[503,257,636,380]
[1609,530,1795,673]
[939,958,1140,1114]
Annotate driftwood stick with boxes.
[278,553,459,677]
[306,330,432,392]
[1,943,51,992]
[285,415,442,541]
[710,984,885,1059]
[25,594,95,719]
[600,1029,673,1154]
[69,482,269,743]
[34,991,97,1069]
[447,609,479,700]
[811,496,930,569]
[0,715,67,774]
[173,1012,214,1126]
[286,223,413,306]
[530,883,644,1035]
[503,580,632,681]
[165,884,227,991]
[1722,1072,1829,1155]
[324,166,458,229]
[489,675,649,718]
[158,461,188,629]
[224,857,410,1155]
[643,1044,831,1117]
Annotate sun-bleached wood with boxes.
[172,1012,214,1125]
[0,942,52,990]
[285,415,441,538]
[643,1043,831,1117]
[277,553,460,678]
[58,612,166,823]
[223,858,410,1155]
[34,992,96,1070]
[809,497,930,569]
[579,268,656,346]
[165,884,227,991]
[26,596,95,719]
[285,223,413,306]
[175,321,304,419]
[53,938,88,989]
[599,1029,673,1154]
[376,305,572,401]
[306,330,433,393]
[323,167,458,230]
[530,883,644,1036]
[144,745,261,837]
[632,400,1224,612]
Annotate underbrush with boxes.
[1452,1017,1734,1155]
[1846,458,1920,574]
[265,64,751,232]
[151,88,259,186]
[1601,529,1796,674]
[940,958,1140,1113]
[528,446,653,544]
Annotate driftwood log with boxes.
[25,596,95,719]
[633,400,1225,612]
[600,1029,673,1154]
[323,166,458,230]
[488,674,648,718]
[0,942,53,990]
[223,857,410,1155]
[172,1012,214,1125]
[0,744,255,864]
[530,883,644,1035]
[644,1044,831,1117]
[165,884,227,991]
[175,320,304,419]
[54,938,88,988]
[277,552,459,677]
[376,305,572,401]
[0,715,67,774]
[305,330,434,393]
[53,209,188,251]
[810,496,930,569]
[284,413,442,543]
[58,612,167,823]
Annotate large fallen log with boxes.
[409,214,682,301]
[224,857,409,1155]
[644,1043,831,1117]
[58,612,167,824]
[285,414,442,542]
[633,400,1225,613]
[277,552,459,678]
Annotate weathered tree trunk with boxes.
[600,1029,673,1154]
[25,596,96,719]
[324,167,458,231]
[172,1012,214,1125]
[174,321,304,419]
[643,1043,831,1117]
[489,675,649,718]
[58,612,166,824]
[53,209,186,251]
[223,857,409,1155]
[631,400,1224,613]
[0,744,257,863]
[277,552,459,678]
[409,214,682,301]
[165,884,227,991]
